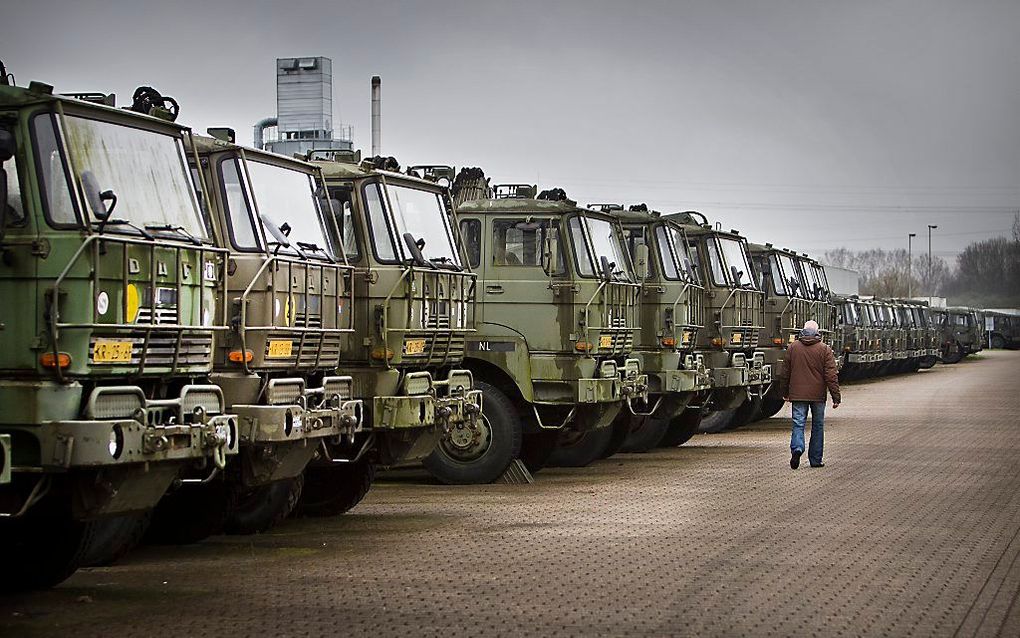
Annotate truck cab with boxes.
[445,173,648,474]
[746,243,835,423]
[0,81,237,588]
[600,204,711,449]
[311,156,483,483]
[661,212,770,430]
[173,134,364,533]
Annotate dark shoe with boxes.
[790,450,802,469]
[810,463,825,468]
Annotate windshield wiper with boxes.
[92,219,154,240]
[145,223,202,246]
[296,241,335,263]
[428,256,462,272]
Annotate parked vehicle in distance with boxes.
[986,311,1020,349]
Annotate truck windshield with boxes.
[775,254,804,297]
[59,114,207,238]
[715,236,756,289]
[570,215,631,280]
[656,224,698,283]
[364,182,459,266]
[245,160,334,258]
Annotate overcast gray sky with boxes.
[3,0,1018,262]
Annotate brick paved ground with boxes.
[2,350,1019,637]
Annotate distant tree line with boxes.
[824,213,1020,307]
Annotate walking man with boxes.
[780,320,841,469]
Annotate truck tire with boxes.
[546,425,615,468]
[0,506,99,591]
[619,414,669,453]
[727,395,762,429]
[520,430,561,473]
[146,480,233,545]
[225,475,304,535]
[991,335,1006,349]
[294,458,375,517]
[659,408,702,447]
[424,380,522,484]
[80,511,153,567]
[699,408,736,433]
[600,411,634,458]
[942,342,964,364]
[757,396,786,420]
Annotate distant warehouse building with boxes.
[822,264,859,296]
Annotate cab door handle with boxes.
[485,285,504,294]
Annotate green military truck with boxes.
[426,171,647,478]
[0,79,238,589]
[146,134,364,539]
[309,156,484,484]
[599,204,711,449]
[834,295,879,379]
[661,212,770,432]
[987,311,1020,349]
[941,307,980,363]
[745,244,835,424]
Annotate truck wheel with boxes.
[294,458,375,517]
[659,408,702,447]
[520,430,561,474]
[0,507,99,592]
[620,414,670,453]
[225,475,304,535]
[699,408,736,433]
[424,380,522,484]
[758,396,786,420]
[991,335,1005,349]
[80,511,153,567]
[546,425,615,468]
[146,480,233,545]
[942,342,964,364]
[727,395,762,429]
[918,355,937,369]
[600,411,634,458]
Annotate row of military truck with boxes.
[0,78,998,591]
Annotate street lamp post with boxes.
[908,233,917,297]
[927,225,938,296]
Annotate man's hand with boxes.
[832,401,840,409]
[783,396,790,403]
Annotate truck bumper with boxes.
[0,434,10,485]
[1,382,238,471]
[372,369,482,430]
[233,376,363,444]
[576,358,647,404]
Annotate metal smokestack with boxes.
[371,76,381,156]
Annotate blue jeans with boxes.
[790,401,825,466]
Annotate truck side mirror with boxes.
[634,243,649,280]
[81,170,117,221]
[541,233,560,276]
[0,168,7,242]
[0,129,13,162]
[402,232,429,267]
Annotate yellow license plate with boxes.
[404,339,427,355]
[730,332,743,344]
[266,339,293,358]
[93,339,133,363]
[599,334,614,349]
[681,330,693,345]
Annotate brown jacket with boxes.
[779,335,841,404]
